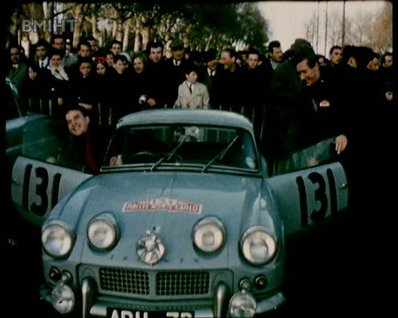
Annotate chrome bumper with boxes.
[66,277,284,318]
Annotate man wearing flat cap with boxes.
[163,38,194,107]
[200,48,222,107]
[170,39,184,51]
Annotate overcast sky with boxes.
[257,1,387,53]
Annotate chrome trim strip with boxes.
[215,282,228,317]
[82,277,97,318]
[256,292,285,314]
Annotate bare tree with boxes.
[326,11,343,48]
[370,2,393,52]
[304,2,392,53]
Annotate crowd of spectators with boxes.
[5,34,395,175]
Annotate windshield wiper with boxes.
[150,134,189,171]
[201,135,240,173]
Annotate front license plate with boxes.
[107,308,194,318]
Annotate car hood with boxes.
[51,171,281,268]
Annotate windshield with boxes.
[103,124,259,171]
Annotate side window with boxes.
[272,137,338,175]
[5,81,23,120]
[22,118,67,163]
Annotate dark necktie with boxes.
[10,65,17,76]
[85,140,99,173]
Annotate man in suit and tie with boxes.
[200,49,221,108]
[163,39,194,107]
[34,39,50,71]
[6,43,28,91]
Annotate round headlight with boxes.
[193,217,225,253]
[240,226,277,266]
[42,221,74,258]
[88,213,119,250]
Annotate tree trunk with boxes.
[141,27,150,51]
[73,23,82,48]
[123,22,130,52]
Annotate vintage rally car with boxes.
[10,109,349,317]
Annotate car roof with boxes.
[117,109,253,131]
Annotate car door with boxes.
[266,138,349,235]
[11,157,92,226]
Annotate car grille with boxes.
[99,267,210,296]
[156,271,209,296]
[100,268,150,295]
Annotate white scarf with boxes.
[49,66,69,81]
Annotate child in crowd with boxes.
[174,66,210,109]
